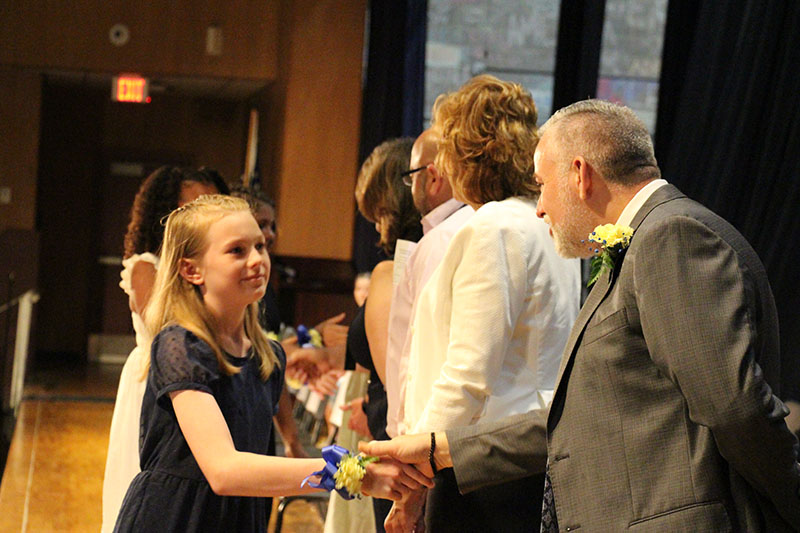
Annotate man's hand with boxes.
[359,432,451,477]
[315,312,349,347]
[384,488,427,533]
[361,458,433,501]
[341,396,372,439]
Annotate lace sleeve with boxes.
[150,325,219,402]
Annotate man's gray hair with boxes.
[541,99,660,185]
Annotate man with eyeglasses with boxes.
[382,129,475,528]
[386,128,475,439]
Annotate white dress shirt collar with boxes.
[616,179,668,227]
[422,198,466,234]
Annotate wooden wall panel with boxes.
[0,69,41,232]
[0,1,278,80]
[270,0,366,260]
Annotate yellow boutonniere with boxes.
[586,224,634,287]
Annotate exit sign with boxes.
[112,75,150,103]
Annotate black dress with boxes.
[345,304,392,530]
[114,325,285,533]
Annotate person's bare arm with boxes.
[365,260,394,384]
[171,389,431,499]
[129,260,156,315]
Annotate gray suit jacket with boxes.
[447,185,800,531]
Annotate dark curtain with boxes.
[353,0,427,274]
[656,0,800,401]
[551,0,607,111]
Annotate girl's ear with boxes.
[179,258,204,285]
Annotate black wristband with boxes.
[429,432,438,476]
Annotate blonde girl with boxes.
[113,195,430,532]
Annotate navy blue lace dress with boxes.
[114,325,285,533]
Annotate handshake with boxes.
[359,433,453,533]
[360,431,452,478]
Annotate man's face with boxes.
[409,145,430,215]
[534,132,595,259]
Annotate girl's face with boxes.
[188,211,270,310]
[254,202,277,250]
[179,181,219,207]
[353,277,370,307]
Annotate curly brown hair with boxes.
[432,74,540,207]
[354,138,420,255]
[123,166,230,259]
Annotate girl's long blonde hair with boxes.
[144,194,279,380]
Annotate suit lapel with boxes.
[553,266,614,389]
[548,184,686,430]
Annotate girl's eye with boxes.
[229,246,243,255]
[255,242,265,251]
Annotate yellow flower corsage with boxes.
[302,445,379,500]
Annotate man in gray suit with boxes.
[362,100,800,531]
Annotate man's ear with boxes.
[179,258,204,285]
[426,164,443,195]
[572,156,593,200]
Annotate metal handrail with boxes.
[0,293,25,315]
[3,289,40,414]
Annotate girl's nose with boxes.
[248,246,265,267]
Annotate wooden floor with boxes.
[0,360,325,533]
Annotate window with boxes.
[596,0,668,133]
[425,0,560,125]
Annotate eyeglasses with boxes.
[400,166,427,186]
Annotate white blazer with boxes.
[404,196,580,432]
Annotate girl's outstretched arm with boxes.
[171,389,432,499]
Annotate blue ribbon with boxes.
[301,444,356,500]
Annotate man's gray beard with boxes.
[551,226,591,259]
[551,188,596,259]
